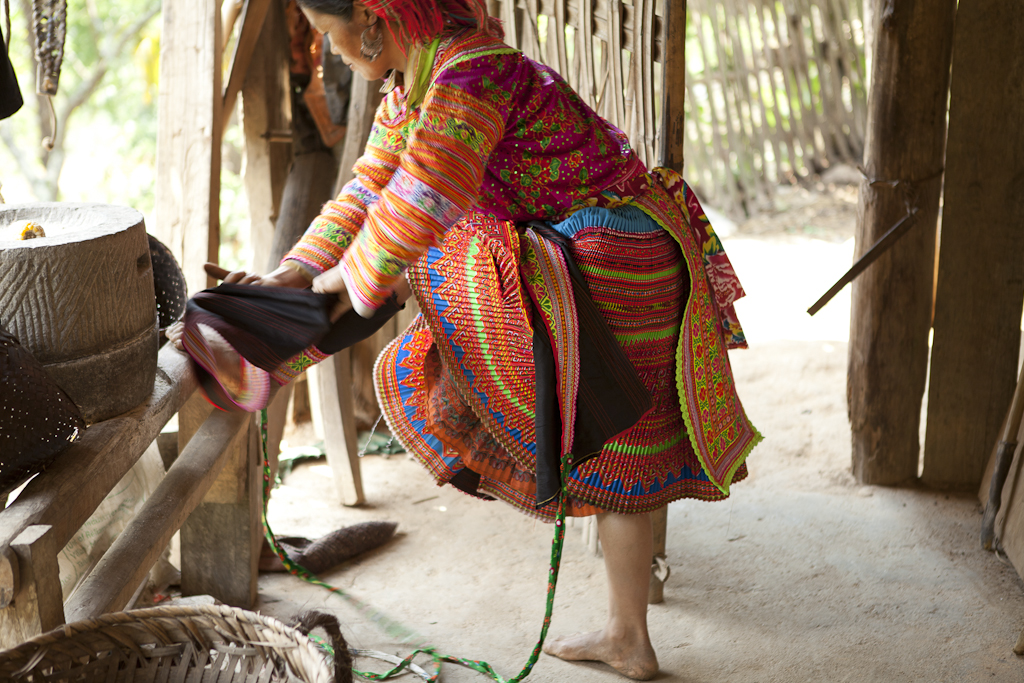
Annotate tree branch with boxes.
[0,124,52,200]
[55,2,160,149]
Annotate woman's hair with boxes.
[295,0,503,46]
[296,0,355,22]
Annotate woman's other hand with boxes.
[311,265,353,321]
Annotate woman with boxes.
[192,0,760,678]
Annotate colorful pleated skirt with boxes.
[375,195,751,521]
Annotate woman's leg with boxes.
[543,511,659,680]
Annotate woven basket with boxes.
[0,604,336,682]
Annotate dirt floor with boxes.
[254,179,1024,682]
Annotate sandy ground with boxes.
[255,183,1024,682]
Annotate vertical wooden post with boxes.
[847,0,956,485]
[305,73,381,506]
[0,526,63,648]
[659,0,686,175]
[648,506,668,604]
[154,0,223,295]
[241,0,291,276]
[179,413,262,608]
[309,348,365,506]
[923,2,1024,489]
[647,0,685,605]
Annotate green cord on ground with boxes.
[258,409,567,682]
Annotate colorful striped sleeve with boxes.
[282,90,408,276]
[337,53,513,317]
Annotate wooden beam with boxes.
[922,0,1024,490]
[0,347,196,609]
[63,408,251,623]
[0,526,63,648]
[154,0,224,295]
[223,0,273,132]
[847,0,956,485]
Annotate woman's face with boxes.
[301,3,405,82]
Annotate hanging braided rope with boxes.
[258,409,568,682]
[31,0,65,149]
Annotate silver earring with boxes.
[361,24,383,61]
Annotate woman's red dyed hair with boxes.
[363,0,503,51]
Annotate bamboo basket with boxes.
[0,604,337,682]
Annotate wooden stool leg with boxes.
[648,505,669,604]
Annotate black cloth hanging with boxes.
[0,43,23,120]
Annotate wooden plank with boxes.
[222,0,273,132]
[848,0,955,485]
[180,418,261,608]
[0,526,63,649]
[241,0,291,274]
[0,347,196,599]
[993,421,1024,575]
[310,349,365,506]
[63,408,251,623]
[153,0,223,295]
[922,0,1024,490]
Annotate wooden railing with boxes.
[0,346,262,648]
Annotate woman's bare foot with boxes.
[543,627,659,680]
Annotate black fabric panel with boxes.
[523,223,655,507]
[533,319,563,506]
[317,294,403,354]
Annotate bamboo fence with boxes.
[487,0,868,216]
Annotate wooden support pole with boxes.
[63,408,251,622]
[180,416,262,608]
[154,0,224,295]
[659,0,685,174]
[310,349,365,506]
[645,0,685,603]
[847,0,955,485]
[922,0,1024,490]
[241,0,291,276]
[0,526,63,649]
[301,74,380,506]
[648,506,668,604]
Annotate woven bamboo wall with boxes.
[487,0,868,215]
